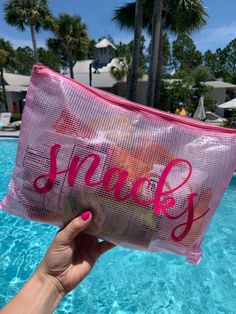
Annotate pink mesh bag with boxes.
[1,64,236,264]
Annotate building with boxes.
[94,38,117,67]
[0,38,123,112]
[72,58,124,93]
[72,38,126,92]
[2,72,30,113]
[2,38,236,112]
[113,79,236,106]
[205,81,236,106]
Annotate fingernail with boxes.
[81,211,91,221]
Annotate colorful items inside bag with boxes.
[1,64,236,264]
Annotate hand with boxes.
[37,211,115,295]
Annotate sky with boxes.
[0,0,235,53]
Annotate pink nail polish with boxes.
[81,211,91,221]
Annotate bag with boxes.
[1,64,236,264]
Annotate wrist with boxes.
[34,269,66,299]
[31,270,65,311]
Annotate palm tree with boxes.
[128,0,143,102]
[0,38,14,112]
[147,0,163,107]
[4,0,53,62]
[48,13,89,79]
[113,0,208,107]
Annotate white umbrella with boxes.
[193,96,206,120]
[217,98,236,109]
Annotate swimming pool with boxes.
[0,138,235,314]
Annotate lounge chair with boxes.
[0,113,22,131]
[0,112,11,130]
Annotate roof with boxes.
[72,58,126,88]
[163,79,182,84]
[73,72,121,88]
[73,58,122,74]
[161,79,236,90]
[4,72,30,86]
[5,85,28,92]
[95,38,117,50]
[217,98,236,109]
[73,60,94,73]
[205,81,236,90]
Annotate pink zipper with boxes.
[34,64,236,135]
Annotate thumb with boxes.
[56,211,92,245]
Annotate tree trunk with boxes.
[146,0,163,107]
[0,66,8,112]
[128,0,143,102]
[69,59,74,79]
[154,29,163,108]
[30,24,38,62]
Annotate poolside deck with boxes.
[0,130,20,137]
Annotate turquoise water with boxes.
[0,138,236,314]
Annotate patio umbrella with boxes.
[193,96,206,120]
[217,98,236,109]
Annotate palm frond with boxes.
[48,13,89,64]
[166,0,208,34]
[112,0,153,32]
[0,38,14,67]
[112,0,208,35]
[112,2,136,30]
[4,0,53,32]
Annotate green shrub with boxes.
[10,113,22,123]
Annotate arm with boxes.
[1,211,115,314]
[1,271,63,314]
